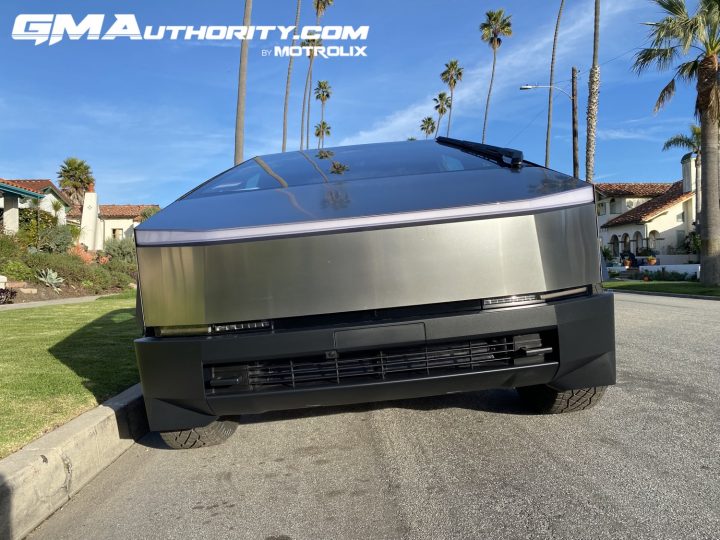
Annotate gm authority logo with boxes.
[12,14,369,56]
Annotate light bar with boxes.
[157,319,271,337]
[483,286,590,310]
[135,186,595,246]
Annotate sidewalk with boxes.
[0,295,104,311]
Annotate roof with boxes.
[0,180,44,199]
[603,181,693,227]
[0,179,72,205]
[595,182,674,198]
[68,204,160,221]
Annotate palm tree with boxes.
[545,0,565,168]
[480,9,512,143]
[663,124,702,233]
[57,157,95,206]
[633,0,720,286]
[303,0,334,149]
[234,0,253,165]
[314,80,332,147]
[420,116,437,139]
[315,121,331,149]
[586,0,600,182]
[281,0,302,152]
[433,92,451,137]
[50,199,64,219]
[440,59,464,137]
[300,35,321,150]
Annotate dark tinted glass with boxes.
[185,140,501,199]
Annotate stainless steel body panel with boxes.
[137,203,600,327]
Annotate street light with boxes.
[519,67,579,179]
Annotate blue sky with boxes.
[0,0,702,207]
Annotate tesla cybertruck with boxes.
[134,137,615,449]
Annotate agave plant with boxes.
[37,268,64,293]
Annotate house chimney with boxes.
[681,153,695,194]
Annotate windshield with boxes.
[184,140,502,199]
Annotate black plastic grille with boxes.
[206,333,553,394]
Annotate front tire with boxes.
[517,385,606,414]
[159,420,238,449]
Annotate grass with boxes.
[603,280,720,297]
[0,292,139,458]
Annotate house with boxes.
[596,154,698,260]
[0,179,72,232]
[67,200,160,249]
[1,176,159,251]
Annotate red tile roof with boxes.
[68,204,160,221]
[0,179,72,205]
[603,181,693,227]
[595,182,674,198]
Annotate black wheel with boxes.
[517,385,606,414]
[159,420,238,449]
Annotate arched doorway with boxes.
[622,233,631,253]
[648,230,658,251]
[633,231,644,254]
[610,234,619,257]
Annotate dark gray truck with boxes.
[134,138,615,449]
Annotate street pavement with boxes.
[29,294,720,540]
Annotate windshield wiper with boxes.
[436,136,523,169]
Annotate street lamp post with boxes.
[520,66,580,179]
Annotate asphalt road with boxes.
[30,293,720,540]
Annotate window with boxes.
[676,211,684,223]
[676,231,685,247]
[112,228,123,240]
[597,203,606,216]
[609,199,620,214]
[626,200,635,209]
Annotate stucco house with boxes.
[0,179,71,231]
[596,155,698,259]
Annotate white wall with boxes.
[102,218,136,242]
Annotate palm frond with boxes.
[654,77,676,112]
[662,133,695,150]
[675,58,701,81]
[633,46,679,73]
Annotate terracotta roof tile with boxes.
[603,181,693,227]
[595,182,675,198]
[99,204,160,220]
[0,179,72,205]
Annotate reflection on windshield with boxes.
[330,161,350,175]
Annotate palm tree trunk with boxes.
[695,152,702,226]
[300,58,311,150]
[482,47,497,144]
[234,0,253,165]
[320,102,325,148]
[585,0,601,183]
[435,115,443,137]
[306,59,314,149]
[282,0,302,152]
[447,87,454,137]
[700,109,720,286]
[546,0,565,168]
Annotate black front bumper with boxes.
[135,292,615,432]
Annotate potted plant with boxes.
[622,257,631,268]
[647,255,657,265]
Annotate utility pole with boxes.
[572,67,579,179]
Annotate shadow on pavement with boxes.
[48,308,139,404]
[0,472,11,540]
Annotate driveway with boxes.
[29,294,720,539]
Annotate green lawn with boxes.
[0,291,139,458]
[603,280,720,297]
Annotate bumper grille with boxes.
[206,333,554,394]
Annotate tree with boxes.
[440,59,464,137]
[314,80,332,147]
[433,92,451,137]
[57,157,95,206]
[140,206,160,222]
[302,0,334,149]
[586,0,600,182]
[234,0,253,165]
[663,124,702,218]
[50,199,64,218]
[299,35,321,150]
[546,0,565,168]
[480,9,512,143]
[315,121,331,149]
[281,0,302,152]
[407,137,417,141]
[420,116,437,139]
[633,0,720,286]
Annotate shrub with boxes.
[23,252,89,285]
[140,206,160,222]
[37,225,74,254]
[19,208,56,229]
[0,260,35,281]
[106,257,138,280]
[109,271,132,289]
[104,237,136,264]
[37,268,64,293]
[69,244,94,264]
[0,234,21,264]
[0,288,18,304]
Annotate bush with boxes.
[19,208,56,229]
[0,288,17,305]
[109,271,132,289]
[0,260,35,281]
[38,225,74,254]
[641,268,691,282]
[106,257,138,281]
[104,237,136,264]
[23,252,89,285]
[0,234,21,265]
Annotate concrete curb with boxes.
[610,289,720,301]
[0,384,147,540]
